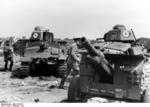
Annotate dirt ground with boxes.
[1,55,150,103]
[0,56,69,103]
[0,56,126,104]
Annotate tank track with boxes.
[142,58,150,87]
[11,65,30,79]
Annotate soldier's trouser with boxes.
[59,63,79,88]
[5,57,14,71]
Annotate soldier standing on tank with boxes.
[3,40,14,71]
[59,38,81,89]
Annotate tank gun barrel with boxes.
[80,37,113,75]
[80,37,103,56]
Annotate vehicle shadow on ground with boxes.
[60,99,83,103]
[0,67,6,72]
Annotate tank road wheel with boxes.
[68,77,82,102]
[29,61,36,76]
[57,64,67,78]
[143,86,150,103]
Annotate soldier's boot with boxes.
[4,61,8,71]
[9,60,14,71]
[59,76,67,89]
[59,67,71,89]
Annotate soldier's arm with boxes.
[70,46,80,62]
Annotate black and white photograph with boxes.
[0,0,150,105]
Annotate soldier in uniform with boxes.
[59,38,81,89]
[3,40,14,71]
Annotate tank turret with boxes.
[104,24,136,42]
[30,26,54,42]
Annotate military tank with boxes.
[18,26,67,78]
[68,25,150,102]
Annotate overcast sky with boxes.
[0,0,150,39]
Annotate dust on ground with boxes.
[0,56,69,103]
[1,55,147,103]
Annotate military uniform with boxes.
[3,42,14,71]
[59,42,80,88]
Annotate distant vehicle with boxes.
[68,25,150,102]
[14,26,67,77]
[134,37,150,52]
[0,40,4,56]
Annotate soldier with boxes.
[59,38,81,89]
[3,40,14,71]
